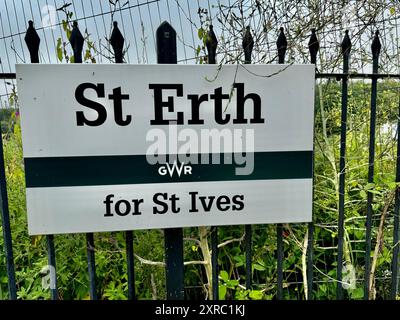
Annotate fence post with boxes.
[0,120,16,300]
[276,26,287,300]
[336,29,351,300]
[25,19,58,301]
[242,25,254,290]
[110,20,136,300]
[69,21,97,300]
[365,30,381,300]
[0,60,17,300]
[307,28,319,300]
[205,24,219,300]
[391,97,400,299]
[156,21,184,300]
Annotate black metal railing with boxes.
[0,19,400,301]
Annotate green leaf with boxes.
[84,49,91,61]
[197,27,204,40]
[387,182,397,189]
[249,290,263,300]
[66,28,71,40]
[350,287,363,299]
[360,190,367,199]
[220,270,229,282]
[253,263,266,271]
[233,255,245,267]
[390,7,396,15]
[56,38,63,62]
[226,279,239,288]
[219,285,227,299]
[62,20,68,32]
[368,189,381,195]
[365,183,375,190]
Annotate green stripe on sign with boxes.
[24,151,313,188]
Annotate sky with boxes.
[0,0,215,66]
[1,1,400,107]
[0,0,224,106]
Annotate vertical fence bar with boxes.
[364,30,381,300]
[25,19,58,301]
[242,25,254,290]
[69,21,97,300]
[276,27,287,299]
[306,223,314,299]
[85,233,97,300]
[307,28,319,300]
[391,98,400,299]
[210,227,218,300]
[110,21,135,300]
[205,25,219,300]
[244,225,252,290]
[276,225,283,299]
[0,105,17,300]
[46,235,57,300]
[125,231,135,300]
[336,30,351,300]
[156,21,184,300]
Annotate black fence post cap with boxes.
[110,21,125,63]
[341,30,352,56]
[206,25,218,48]
[242,26,254,64]
[25,20,40,63]
[371,30,381,59]
[69,21,84,63]
[276,27,287,64]
[308,28,319,65]
[156,21,177,64]
[205,25,218,64]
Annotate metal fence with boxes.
[1,4,400,300]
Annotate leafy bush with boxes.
[1,80,400,299]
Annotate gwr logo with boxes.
[158,161,192,177]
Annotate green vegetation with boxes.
[0,80,400,300]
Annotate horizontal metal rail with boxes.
[316,73,400,79]
[3,72,400,81]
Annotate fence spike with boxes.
[155,21,184,300]
[110,21,125,63]
[24,20,40,63]
[205,25,218,64]
[371,30,381,60]
[242,26,254,64]
[308,28,319,65]
[69,21,84,63]
[276,27,287,64]
[205,24,220,299]
[341,30,352,58]
[156,21,177,64]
